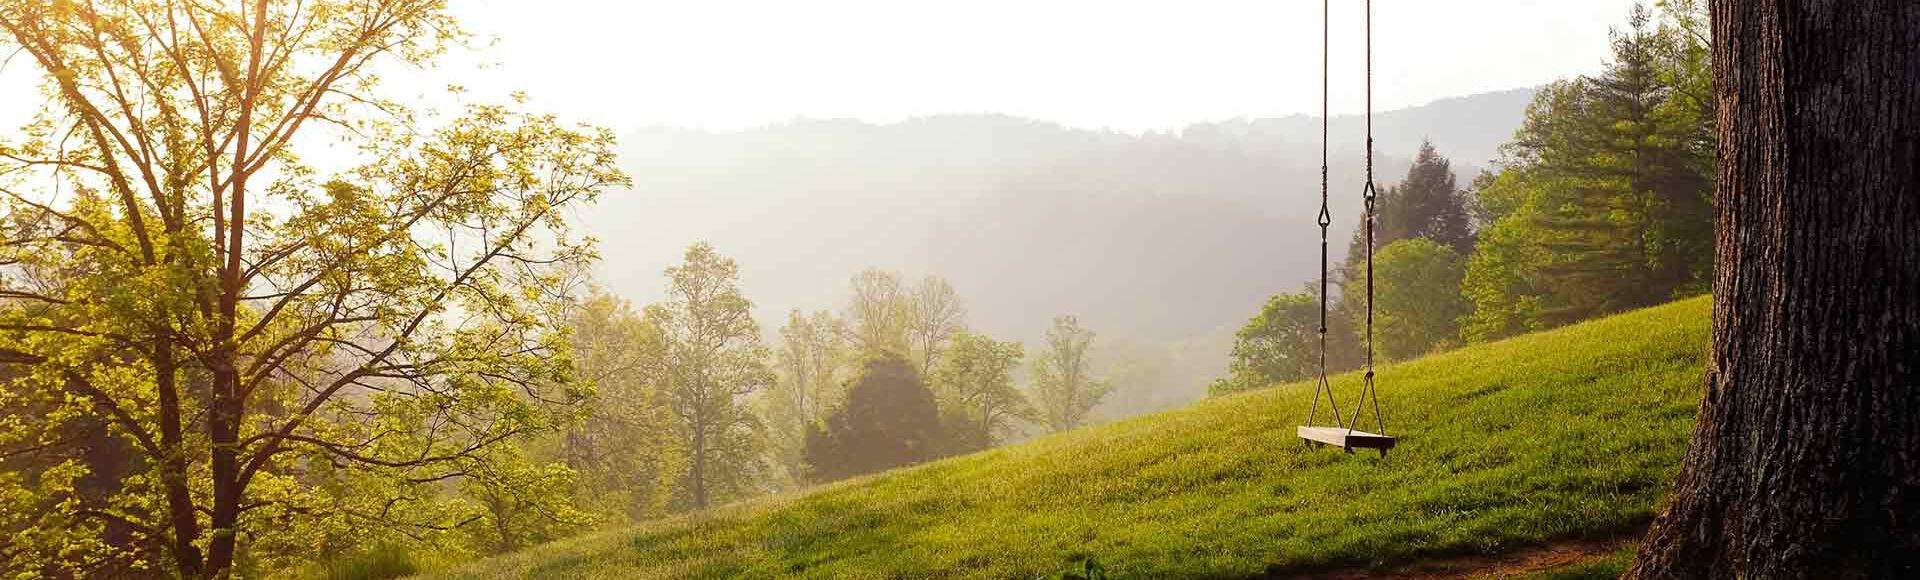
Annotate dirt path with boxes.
[1274,538,1633,579]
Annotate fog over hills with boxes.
[583,87,1533,412]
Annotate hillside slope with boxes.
[431,297,1708,579]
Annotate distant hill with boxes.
[429,296,1707,579]
[584,87,1536,400]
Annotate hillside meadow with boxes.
[421,296,1710,579]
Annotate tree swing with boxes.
[1297,0,1395,457]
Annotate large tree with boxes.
[930,330,1031,454]
[0,1,623,576]
[650,243,771,510]
[1626,0,1919,576]
[803,352,943,482]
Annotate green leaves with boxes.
[931,330,1031,453]
[0,0,625,574]
[1370,239,1471,361]
[1032,316,1112,434]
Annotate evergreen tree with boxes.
[1333,141,1474,360]
[1463,3,1714,341]
[1349,140,1475,259]
[804,353,944,482]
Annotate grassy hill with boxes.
[429,297,1710,579]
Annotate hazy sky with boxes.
[0,1,1639,133]
[431,0,1639,132]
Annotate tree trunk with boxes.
[205,362,243,578]
[154,344,204,579]
[1625,1,1920,577]
[691,423,708,509]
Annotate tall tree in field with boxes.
[844,269,911,355]
[1625,1,1920,576]
[930,331,1031,453]
[763,308,847,488]
[0,1,623,576]
[650,243,772,510]
[906,275,967,378]
[1031,316,1113,433]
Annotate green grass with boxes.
[429,297,1710,579]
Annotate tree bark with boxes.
[1626,1,1920,577]
[691,423,709,509]
[154,343,204,579]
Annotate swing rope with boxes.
[1305,0,1344,431]
[1348,0,1385,437]
[1304,0,1386,439]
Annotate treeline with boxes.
[1213,2,1713,394]
[489,245,1122,552]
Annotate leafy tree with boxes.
[1210,287,1361,396]
[930,331,1032,453]
[649,243,772,510]
[1030,316,1114,433]
[463,443,595,554]
[804,353,943,482]
[1368,239,1471,360]
[0,1,624,576]
[1463,3,1714,342]
[763,309,848,489]
[558,291,682,524]
[844,269,911,355]
[906,276,968,377]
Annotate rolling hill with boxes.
[427,296,1709,579]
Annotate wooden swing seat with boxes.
[1297,426,1396,455]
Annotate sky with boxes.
[0,0,1639,133]
[424,0,1641,133]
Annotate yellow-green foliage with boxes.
[429,297,1710,579]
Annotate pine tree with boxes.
[1463,3,1714,341]
[1353,140,1474,258]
